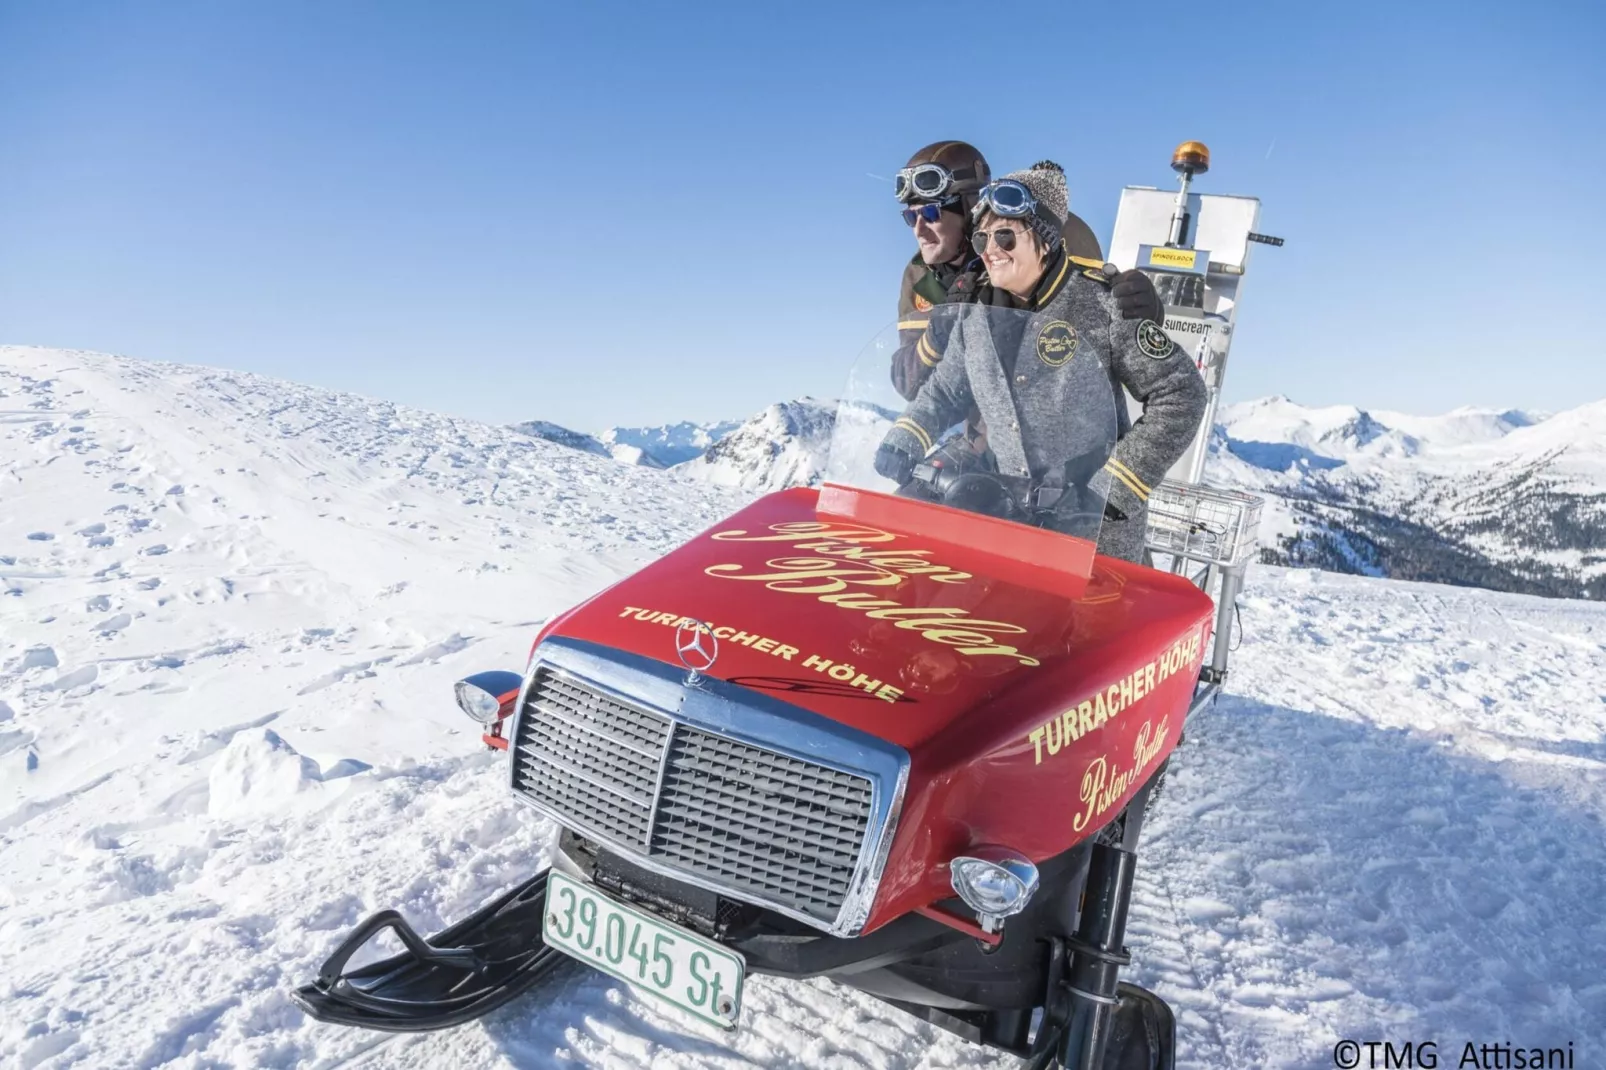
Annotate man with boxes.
[890,142,1168,470]
[891,141,993,402]
[877,162,1207,564]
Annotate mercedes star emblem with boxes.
[674,618,719,682]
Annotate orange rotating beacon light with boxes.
[1166,141,1211,247]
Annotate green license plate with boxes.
[542,869,745,1029]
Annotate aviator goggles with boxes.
[901,198,960,226]
[894,162,979,203]
[971,179,1038,220]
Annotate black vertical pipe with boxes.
[1057,843,1138,1067]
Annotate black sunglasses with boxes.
[971,227,1021,254]
[901,198,960,227]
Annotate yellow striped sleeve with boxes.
[916,332,939,367]
[894,417,934,453]
[1103,460,1149,502]
[1105,457,1151,497]
[898,319,929,331]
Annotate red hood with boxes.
[542,486,1209,753]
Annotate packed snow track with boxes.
[2,347,1602,1068]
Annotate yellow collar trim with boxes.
[1035,253,1072,308]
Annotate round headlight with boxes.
[949,847,1040,929]
[454,680,503,724]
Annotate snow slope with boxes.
[2,346,1603,1069]
[507,419,613,460]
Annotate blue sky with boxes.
[2,1,1602,432]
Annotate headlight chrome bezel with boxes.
[454,670,525,725]
[949,846,1040,933]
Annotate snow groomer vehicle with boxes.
[294,143,1276,1070]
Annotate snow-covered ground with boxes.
[2,345,1602,1069]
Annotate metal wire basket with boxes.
[1143,480,1264,568]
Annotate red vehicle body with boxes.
[510,485,1212,938]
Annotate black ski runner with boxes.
[293,871,564,1032]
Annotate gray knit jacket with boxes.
[881,256,1208,563]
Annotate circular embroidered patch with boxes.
[1136,320,1175,359]
[913,293,933,312]
[1036,320,1079,367]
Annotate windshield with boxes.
[822,304,1118,567]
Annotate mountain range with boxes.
[510,418,746,470]
[531,394,1606,600]
[1209,396,1605,599]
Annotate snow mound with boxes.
[605,442,665,468]
[16,645,59,671]
[207,728,323,819]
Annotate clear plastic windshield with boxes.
[823,303,1119,551]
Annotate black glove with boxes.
[1110,268,1164,323]
[874,441,916,485]
[944,268,984,304]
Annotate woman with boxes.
[874,162,1208,564]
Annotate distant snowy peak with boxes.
[508,419,610,458]
[1218,396,1542,470]
[1487,397,1606,478]
[1372,405,1540,449]
[602,419,742,468]
[672,399,837,492]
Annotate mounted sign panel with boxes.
[1110,188,1261,485]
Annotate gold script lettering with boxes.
[712,522,971,584]
[703,557,905,594]
[705,523,1036,665]
[712,522,897,545]
[1072,717,1170,833]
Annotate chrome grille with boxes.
[654,729,873,920]
[513,670,672,850]
[511,668,875,924]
